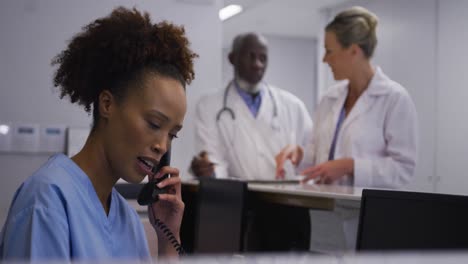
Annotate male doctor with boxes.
[190,33,313,251]
[191,32,313,180]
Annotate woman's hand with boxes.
[275,144,303,179]
[300,158,354,184]
[148,166,184,257]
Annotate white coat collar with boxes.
[323,67,392,144]
[324,66,392,99]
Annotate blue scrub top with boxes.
[328,106,346,161]
[0,154,151,261]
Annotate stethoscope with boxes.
[216,80,279,130]
[215,80,282,168]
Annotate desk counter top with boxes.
[183,179,362,200]
[182,179,362,210]
[248,182,362,201]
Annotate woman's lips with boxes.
[136,158,154,176]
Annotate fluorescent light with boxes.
[219,4,243,21]
[0,125,10,135]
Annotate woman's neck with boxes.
[347,62,375,98]
[71,132,117,215]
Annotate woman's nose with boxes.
[151,137,168,156]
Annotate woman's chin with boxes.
[332,74,345,81]
[122,174,147,184]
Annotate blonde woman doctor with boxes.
[276,7,418,189]
[276,6,418,251]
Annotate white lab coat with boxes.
[303,66,418,188]
[194,82,313,180]
[305,66,419,252]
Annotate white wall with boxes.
[0,0,222,225]
[436,0,468,195]
[222,35,317,115]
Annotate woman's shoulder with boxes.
[29,154,86,192]
[8,154,87,215]
[371,67,412,98]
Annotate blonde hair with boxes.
[326,6,378,58]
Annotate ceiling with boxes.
[222,0,349,48]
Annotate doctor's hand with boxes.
[190,151,215,178]
[148,166,184,257]
[300,158,354,184]
[275,144,303,179]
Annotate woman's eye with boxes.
[169,133,179,140]
[148,121,160,130]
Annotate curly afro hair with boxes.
[52,6,198,125]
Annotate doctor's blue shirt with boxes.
[0,154,151,261]
[235,82,264,118]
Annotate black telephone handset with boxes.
[137,150,171,206]
[136,149,185,255]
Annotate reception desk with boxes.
[180,179,363,254]
[182,179,362,210]
[158,252,468,264]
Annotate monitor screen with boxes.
[357,189,468,251]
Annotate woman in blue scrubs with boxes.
[0,7,197,261]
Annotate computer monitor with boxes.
[357,189,468,251]
[193,178,247,253]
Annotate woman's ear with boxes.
[98,90,115,120]
[350,43,364,58]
